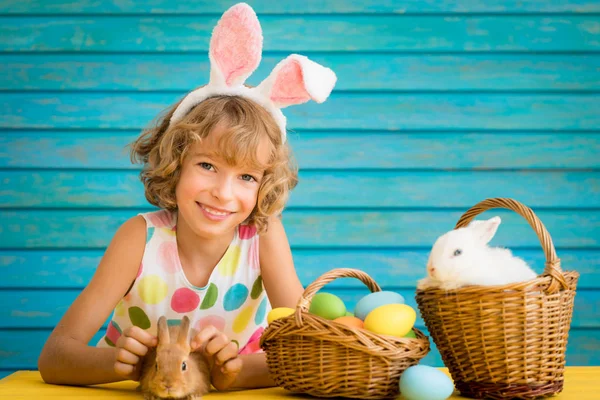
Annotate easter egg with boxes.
[364,304,416,337]
[400,365,454,400]
[309,292,346,320]
[345,311,354,317]
[404,329,417,338]
[354,291,405,320]
[333,316,364,329]
[267,307,295,324]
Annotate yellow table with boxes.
[0,368,598,399]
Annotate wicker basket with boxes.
[415,198,579,399]
[259,268,430,399]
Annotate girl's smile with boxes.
[196,201,234,221]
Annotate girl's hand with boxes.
[191,326,243,391]
[113,326,157,381]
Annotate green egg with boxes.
[309,292,346,320]
[345,311,354,317]
[404,329,417,338]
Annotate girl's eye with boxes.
[241,174,257,182]
[181,361,187,371]
[198,162,214,171]
[453,249,462,256]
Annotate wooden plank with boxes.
[2,16,599,52]
[3,93,600,130]
[0,328,598,371]
[1,209,598,248]
[2,0,600,14]
[1,249,596,289]
[2,170,599,209]
[0,288,597,329]
[2,131,599,170]
[3,54,600,91]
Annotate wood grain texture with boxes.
[2,54,600,91]
[0,288,597,329]
[3,93,600,130]
[1,249,597,289]
[2,0,600,14]
[1,209,598,248]
[1,170,599,208]
[2,131,599,169]
[2,15,599,52]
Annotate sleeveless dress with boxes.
[97,209,270,354]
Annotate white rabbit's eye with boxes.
[182,361,187,371]
[453,249,462,256]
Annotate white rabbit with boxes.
[417,216,537,290]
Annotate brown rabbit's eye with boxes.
[181,361,187,371]
[155,363,158,371]
[453,249,462,256]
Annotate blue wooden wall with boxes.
[1,0,599,380]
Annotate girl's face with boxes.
[175,125,270,240]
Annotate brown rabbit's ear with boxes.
[157,316,170,345]
[177,316,191,347]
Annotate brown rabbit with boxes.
[138,315,211,399]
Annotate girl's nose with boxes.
[211,176,234,202]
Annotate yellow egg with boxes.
[364,304,416,337]
[267,307,295,324]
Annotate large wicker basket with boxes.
[415,198,579,399]
[260,268,430,399]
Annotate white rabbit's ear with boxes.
[209,3,263,87]
[257,54,337,108]
[470,216,501,244]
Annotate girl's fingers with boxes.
[114,360,135,376]
[124,326,157,348]
[117,335,150,357]
[213,341,239,366]
[116,348,140,365]
[204,333,231,359]
[221,357,243,375]
[191,325,220,351]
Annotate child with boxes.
[38,3,336,391]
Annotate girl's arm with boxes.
[217,215,304,390]
[38,216,148,385]
[259,215,304,308]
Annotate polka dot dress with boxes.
[97,210,270,354]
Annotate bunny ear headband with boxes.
[169,2,337,142]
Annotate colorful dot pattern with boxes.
[97,210,270,354]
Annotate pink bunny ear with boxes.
[209,3,263,87]
[257,55,337,109]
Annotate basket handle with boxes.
[294,268,381,327]
[454,197,567,293]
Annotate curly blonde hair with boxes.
[130,95,298,233]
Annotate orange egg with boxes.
[333,316,364,329]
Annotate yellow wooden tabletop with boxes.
[0,368,598,399]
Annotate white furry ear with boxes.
[470,216,501,244]
[256,54,337,108]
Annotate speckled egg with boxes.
[354,291,405,320]
[400,365,454,400]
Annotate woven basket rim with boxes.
[259,268,430,357]
[416,270,579,294]
[443,197,574,295]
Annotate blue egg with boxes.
[354,291,405,320]
[400,365,454,400]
